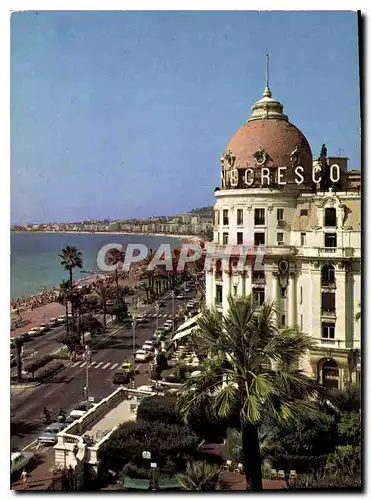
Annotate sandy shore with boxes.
[10,271,140,338]
[13,230,190,239]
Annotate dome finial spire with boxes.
[263,53,271,97]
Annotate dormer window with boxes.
[325,208,337,227]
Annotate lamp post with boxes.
[84,345,92,403]
[171,290,175,339]
[132,317,137,356]
[155,302,159,331]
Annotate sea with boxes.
[10,232,183,301]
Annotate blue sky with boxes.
[11,10,360,224]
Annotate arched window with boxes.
[321,264,335,286]
[322,359,339,389]
[324,208,337,227]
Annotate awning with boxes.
[124,478,150,490]
[172,327,199,342]
[175,313,202,334]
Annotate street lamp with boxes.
[132,317,137,356]
[171,290,175,339]
[84,345,92,403]
[155,302,159,331]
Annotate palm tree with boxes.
[59,246,83,330]
[108,248,125,299]
[93,279,113,329]
[177,295,327,490]
[58,280,72,332]
[177,461,226,491]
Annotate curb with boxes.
[22,439,39,451]
[11,382,41,389]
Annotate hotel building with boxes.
[205,81,361,389]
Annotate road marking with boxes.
[94,362,103,369]
[22,439,38,451]
[80,361,87,368]
[72,361,81,367]
[102,362,111,370]
[110,363,119,370]
[90,361,96,367]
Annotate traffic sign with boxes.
[150,463,157,468]
[142,451,151,460]
[88,396,95,402]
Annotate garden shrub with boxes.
[137,396,181,426]
[101,419,199,473]
[23,354,54,373]
[272,453,328,474]
[288,472,361,489]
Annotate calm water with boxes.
[10,232,183,300]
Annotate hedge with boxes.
[23,354,54,373]
[100,419,199,473]
[137,396,181,426]
[287,472,361,489]
[272,453,328,474]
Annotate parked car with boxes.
[57,316,66,324]
[112,371,130,384]
[134,350,150,362]
[47,317,59,328]
[39,323,51,333]
[38,422,68,445]
[11,451,34,475]
[69,401,97,420]
[27,327,43,338]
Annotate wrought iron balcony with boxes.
[321,280,336,289]
[321,308,336,318]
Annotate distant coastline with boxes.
[11,230,191,239]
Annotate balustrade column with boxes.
[244,262,252,297]
[272,272,279,326]
[238,272,245,296]
[336,267,347,346]
[205,269,214,308]
[222,271,232,315]
[288,272,297,327]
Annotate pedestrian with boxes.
[21,469,28,489]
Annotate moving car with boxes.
[69,401,97,420]
[57,316,66,324]
[11,451,34,475]
[134,315,149,324]
[120,361,135,374]
[112,371,130,384]
[134,350,150,362]
[163,324,173,333]
[38,422,68,445]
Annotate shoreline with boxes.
[11,230,191,239]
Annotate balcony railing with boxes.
[252,276,266,285]
[321,309,336,318]
[321,280,336,289]
[321,247,337,254]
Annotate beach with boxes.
[10,269,141,338]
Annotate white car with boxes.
[69,401,97,420]
[27,326,42,337]
[134,350,150,362]
[163,324,173,332]
[143,339,155,348]
[11,451,34,475]
[57,315,66,324]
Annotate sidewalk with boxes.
[12,448,60,491]
[221,471,286,490]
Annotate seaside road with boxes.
[10,293,193,450]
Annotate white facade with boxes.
[205,85,361,390]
